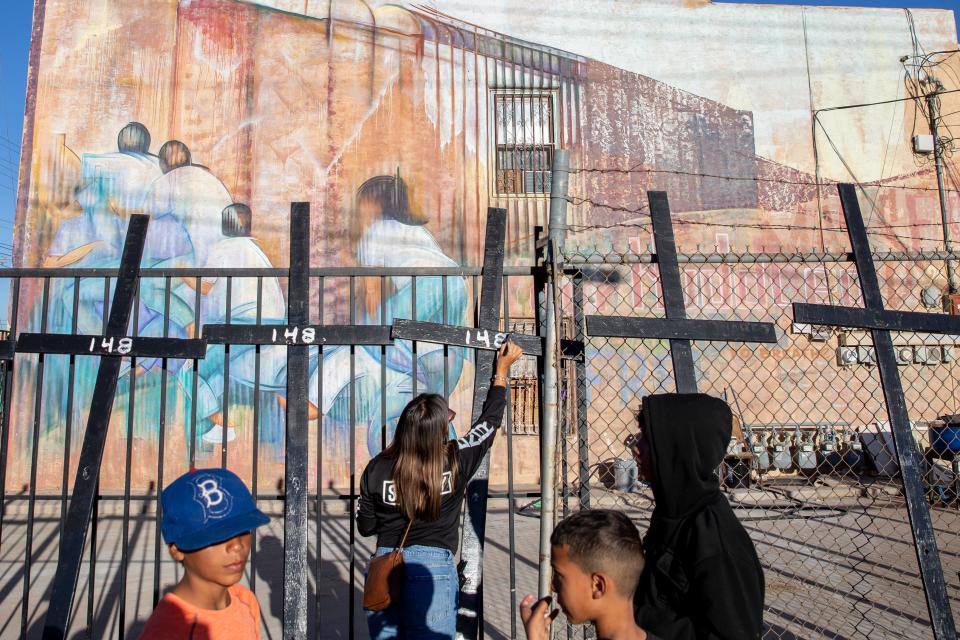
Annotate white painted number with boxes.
[464,329,508,349]
[271,326,316,344]
[88,336,133,354]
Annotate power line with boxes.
[813,88,960,115]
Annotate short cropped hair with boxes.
[222,203,252,237]
[551,509,644,598]
[356,174,422,226]
[118,122,151,154]
[159,140,191,174]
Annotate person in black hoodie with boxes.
[630,393,764,640]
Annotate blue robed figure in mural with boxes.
[182,203,288,448]
[41,123,195,438]
[311,172,469,458]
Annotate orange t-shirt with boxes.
[138,583,261,640]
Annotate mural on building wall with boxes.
[10,0,960,492]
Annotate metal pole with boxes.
[927,88,957,294]
[538,149,569,597]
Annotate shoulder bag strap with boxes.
[396,518,414,551]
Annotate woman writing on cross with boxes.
[357,340,523,638]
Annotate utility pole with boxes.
[538,149,569,597]
[925,80,957,296]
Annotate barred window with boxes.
[505,317,576,435]
[494,94,554,196]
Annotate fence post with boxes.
[572,271,590,510]
[538,149,569,597]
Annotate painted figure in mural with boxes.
[143,140,233,267]
[44,122,157,272]
[185,204,287,446]
[45,126,194,351]
[40,123,187,439]
[312,172,469,460]
[39,125,293,458]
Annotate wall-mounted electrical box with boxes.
[913,134,935,154]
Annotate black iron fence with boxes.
[0,266,541,639]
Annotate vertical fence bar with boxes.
[117,280,142,639]
[60,278,81,537]
[21,278,50,639]
[503,276,518,640]
[538,149,568,597]
[442,275,449,399]
[348,276,357,640]
[572,270,589,509]
[379,276,387,452]
[189,277,201,469]
[152,277,173,606]
[411,276,418,397]
[0,276,21,542]
[250,277,263,596]
[315,275,324,630]
[221,277,233,468]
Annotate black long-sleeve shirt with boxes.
[357,385,507,552]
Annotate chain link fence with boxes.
[557,247,960,640]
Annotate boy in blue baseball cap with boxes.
[138,468,270,639]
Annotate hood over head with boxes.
[642,393,731,519]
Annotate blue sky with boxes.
[717,0,960,35]
[0,1,31,271]
[0,0,955,316]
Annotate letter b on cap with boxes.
[193,475,233,522]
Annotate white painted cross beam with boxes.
[201,203,391,639]
[793,183,956,639]
[33,215,207,640]
[392,318,542,356]
[392,319,583,362]
[586,191,777,394]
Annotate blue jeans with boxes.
[365,545,458,639]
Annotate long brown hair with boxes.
[382,394,459,521]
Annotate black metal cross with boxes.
[389,208,513,639]
[793,183,957,639]
[202,203,392,639]
[30,215,208,640]
[585,191,777,393]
